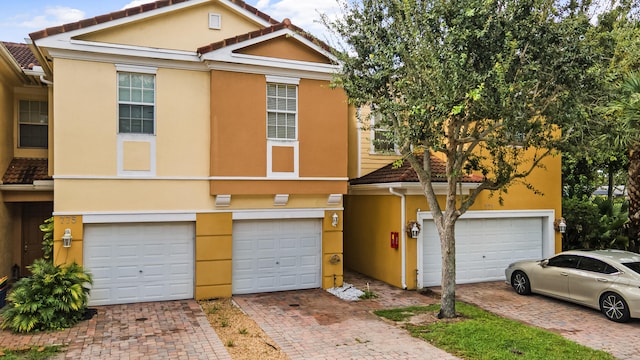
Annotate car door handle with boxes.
[560,272,569,276]
[597,278,608,282]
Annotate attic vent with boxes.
[209,13,221,30]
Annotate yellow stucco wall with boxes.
[79,2,262,52]
[344,195,404,287]
[346,153,563,289]
[322,210,344,288]
[52,59,210,180]
[0,67,15,278]
[195,212,233,299]
[52,215,84,266]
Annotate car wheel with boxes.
[600,292,630,323]
[511,271,531,295]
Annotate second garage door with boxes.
[421,217,543,287]
[232,218,322,294]
[84,222,194,306]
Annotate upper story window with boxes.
[370,112,395,154]
[118,72,155,134]
[267,83,297,140]
[19,100,48,148]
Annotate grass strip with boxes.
[374,302,615,360]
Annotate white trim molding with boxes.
[232,209,326,220]
[82,211,197,224]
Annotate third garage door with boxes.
[232,218,322,294]
[422,217,543,287]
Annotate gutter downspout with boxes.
[389,187,408,289]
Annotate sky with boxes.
[0,0,342,44]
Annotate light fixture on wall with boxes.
[554,218,567,234]
[407,221,421,238]
[331,212,339,227]
[62,228,72,248]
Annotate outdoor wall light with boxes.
[62,228,72,248]
[331,212,339,227]
[554,218,567,234]
[407,221,421,238]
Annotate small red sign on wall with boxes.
[390,232,399,249]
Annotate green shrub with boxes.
[39,217,54,262]
[1,259,93,333]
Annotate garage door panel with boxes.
[423,217,542,287]
[85,223,194,306]
[232,219,321,294]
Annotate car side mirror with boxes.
[539,259,549,268]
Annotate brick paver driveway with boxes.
[456,281,640,359]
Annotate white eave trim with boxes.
[0,180,54,191]
[218,0,276,27]
[46,41,202,64]
[348,182,480,196]
[200,28,339,74]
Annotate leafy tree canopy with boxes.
[326,0,607,317]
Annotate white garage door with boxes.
[84,222,194,306]
[232,219,322,294]
[422,217,543,287]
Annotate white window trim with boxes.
[117,134,156,177]
[267,139,299,178]
[209,13,221,29]
[116,64,157,136]
[369,112,398,155]
[265,75,300,85]
[17,99,48,149]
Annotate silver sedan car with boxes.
[505,249,640,322]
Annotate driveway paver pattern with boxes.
[0,300,230,360]
[234,272,461,360]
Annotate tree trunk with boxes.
[628,144,640,252]
[438,218,456,318]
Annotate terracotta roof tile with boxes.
[197,18,333,55]
[1,42,39,69]
[350,153,483,185]
[29,0,190,40]
[28,0,279,41]
[2,158,51,185]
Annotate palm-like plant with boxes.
[607,72,640,252]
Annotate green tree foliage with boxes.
[39,217,54,262]
[1,260,93,333]
[563,197,629,250]
[327,0,601,317]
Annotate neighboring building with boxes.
[15,0,347,305]
[0,41,53,279]
[346,124,563,290]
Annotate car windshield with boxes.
[623,262,640,275]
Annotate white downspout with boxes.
[389,187,408,289]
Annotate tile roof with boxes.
[350,153,484,185]
[29,0,279,41]
[1,42,39,69]
[1,158,51,185]
[197,18,332,55]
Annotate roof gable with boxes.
[71,1,265,52]
[29,0,277,42]
[234,35,332,64]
